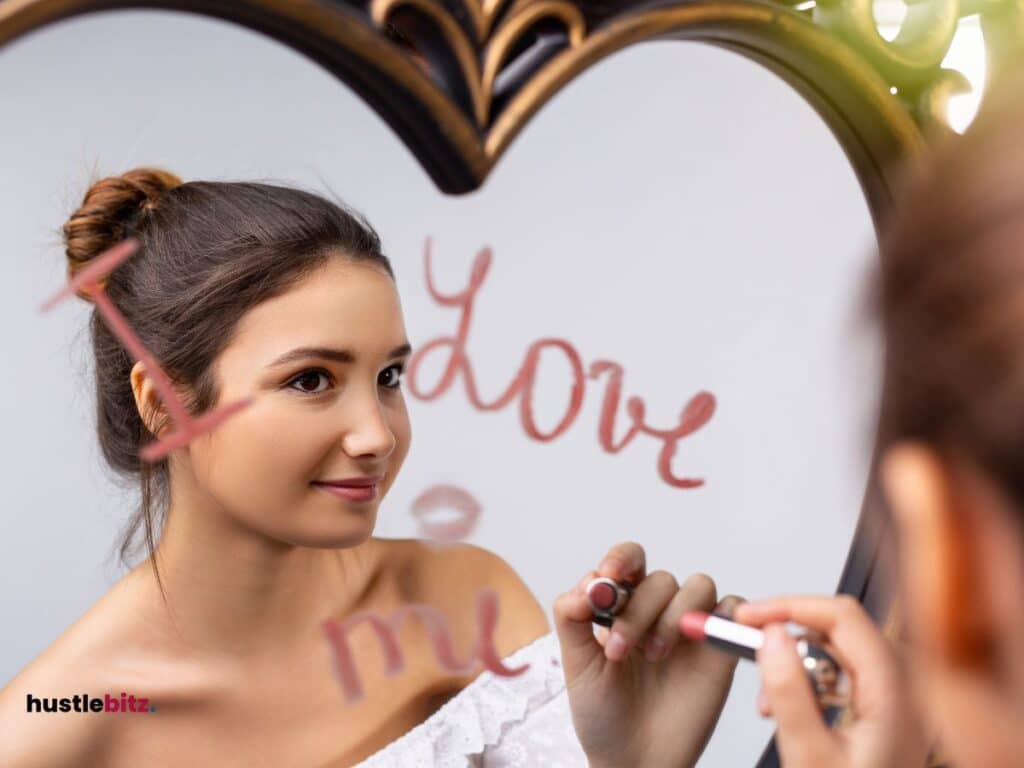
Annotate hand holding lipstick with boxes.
[553,541,741,768]
[733,595,929,768]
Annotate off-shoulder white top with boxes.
[352,632,589,767]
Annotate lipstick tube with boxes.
[681,611,851,708]
[586,576,633,628]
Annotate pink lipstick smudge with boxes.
[407,237,717,489]
[321,588,527,703]
[410,484,482,543]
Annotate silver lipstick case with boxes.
[794,631,852,708]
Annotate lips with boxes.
[315,474,384,488]
[311,475,384,504]
[410,484,482,543]
[313,483,378,503]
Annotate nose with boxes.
[340,385,397,460]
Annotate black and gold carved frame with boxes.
[2,0,1021,765]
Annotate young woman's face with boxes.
[183,255,412,548]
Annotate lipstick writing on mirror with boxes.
[586,577,633,628]
[680,611,851,708]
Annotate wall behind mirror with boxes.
[0,10,880,765]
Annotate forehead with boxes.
[229,257,405,355]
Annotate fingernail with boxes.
[606,632,628,661]
[644,636,666,662]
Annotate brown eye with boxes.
[288,369,331,395]
[380,363,405,390]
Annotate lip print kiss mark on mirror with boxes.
[411,484,483,543]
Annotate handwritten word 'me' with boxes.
[321,588,524,702]
[40,239,254,462]
[407,239,716,489]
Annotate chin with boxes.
[293,514,378,549]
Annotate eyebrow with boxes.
[266,343,413,369]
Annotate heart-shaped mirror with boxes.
[0,1,1007,765]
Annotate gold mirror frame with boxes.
[2,1,1021,764]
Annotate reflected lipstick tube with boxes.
[586,576,633,628]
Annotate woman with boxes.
[734,65,1024,766]
[0,169,738,767]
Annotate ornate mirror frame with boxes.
[3,0,1021,764]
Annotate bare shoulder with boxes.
[0,609,120,767]
[383,538,551,657]
[0,570,188,767]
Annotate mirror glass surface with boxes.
[0,10,880,764]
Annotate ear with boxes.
[129,360,169,438]
[880,442,991,668]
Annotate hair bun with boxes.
[63,167,183,301]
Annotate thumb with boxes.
[758,624,836,765]
[553,580,604,683]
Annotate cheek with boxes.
[194,400,335,500]
[394,398,412,454]
[384,399,412,485]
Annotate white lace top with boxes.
[352,631,589,767]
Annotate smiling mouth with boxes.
[312,482,378,503]
[410,484,482,542]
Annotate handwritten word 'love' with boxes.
[40,239,254,462]
[321,588,525,702]
[406,239,716,488]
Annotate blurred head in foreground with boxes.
[873,63,1024,765]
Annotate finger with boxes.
[736,594,862,633]
[553,588,605,682]
[574,570,600,596]
[758,624,836,763]
[735,594,896,711]
[597,541,646,585]
[646,572,718,662]
[735,594,887,668]
[713,594,746,620]
[757,688,770,720]
[605,569,678,661]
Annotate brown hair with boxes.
[61,168,394,599]
[873,69,1024,505]
[870,67,1024,665]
